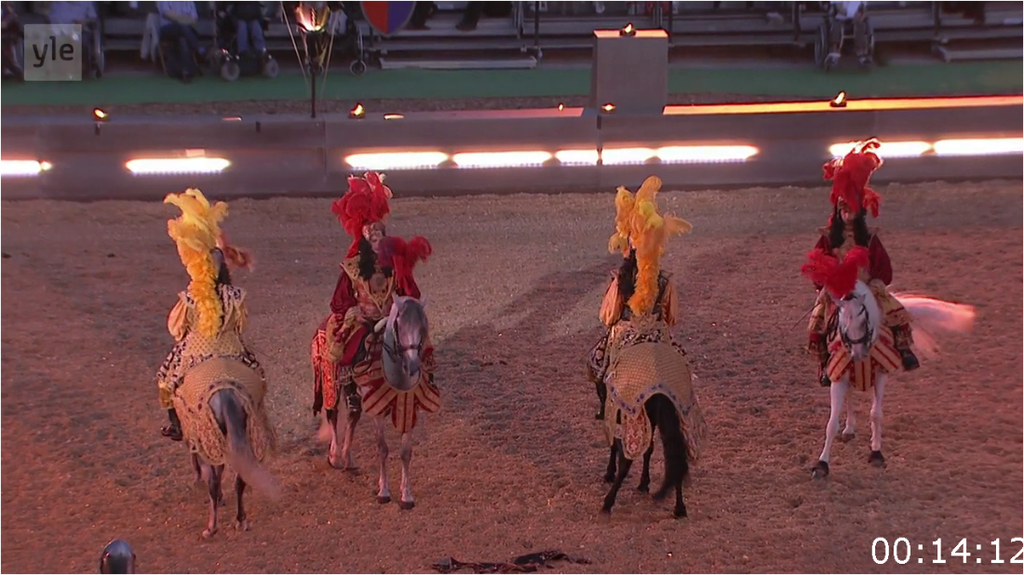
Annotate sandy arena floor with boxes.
[1,180,1021,574]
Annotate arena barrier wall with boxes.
[1,96,1021,201]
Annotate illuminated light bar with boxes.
[555,149,600,166]
[932,138,1024,157]
[657,145,759,164]
[125,158,230,175]
[452,151,552,168]
[828,141,933,159]
[1,160,52,177]
[601,147,656,165]
[345,151,449,171]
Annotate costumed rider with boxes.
[311,171,439,428]
[807,139,919,387]
[156,188,264,441]
[587,175,708,460]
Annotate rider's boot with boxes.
[810,332,831,387]
[161,408,183,441]
[891,325,920,371]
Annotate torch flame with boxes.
[295,4,327,32]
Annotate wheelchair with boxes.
[813,2,875,71]
[206,13,279,81]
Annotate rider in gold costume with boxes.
[155,189,264,441]
[587,176,707,462]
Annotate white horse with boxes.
[811,280,975,479]
[320,296,432,509]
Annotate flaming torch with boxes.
[295,2,331,118]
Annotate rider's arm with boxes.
[599,276,623,327]
[868,234,893,285]
[167,294,189,341]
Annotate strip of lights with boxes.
[1,160,52,177]
[932,138,1023,157]
[346,151,448,171]
[453,151,552,169]
[829,141,933,158]
[125,158,231,176]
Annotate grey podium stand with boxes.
[586,27,669,117]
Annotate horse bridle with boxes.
[838,295,874,349]
[382,325,424,365]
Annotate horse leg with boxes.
[191,452,202,484]
[637,441,654,493]
[202,464,224,538]
[868,374,887,467]
[813,376,849,479]
[234,474,249,531]
[374,415,391,504]
[338,385,362,470]
[841,399,856,442]
[601,442,633,515]
[325,409,341,468]
[398,431,415,510]
[603,444,617,483]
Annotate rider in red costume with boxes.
[807,140,920,387]
[311,172,437,424]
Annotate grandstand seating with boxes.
[6,1,1022,72]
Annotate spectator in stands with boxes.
[157,0,203,83]
[455,1,511,32]
[48,1,98,69]
[220,1,267,55]
[407,1,436,30]
[829,0,870,66]
[1,0,22,80]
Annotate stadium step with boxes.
[378,56,538,70]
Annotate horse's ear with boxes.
[419,295,428,308]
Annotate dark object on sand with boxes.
[432,550,591,574]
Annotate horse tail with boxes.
[649,394,690,501]
[217,388,282,500]
[891,294,976,359]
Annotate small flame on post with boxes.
[557,103,565,111]
[93,108,108,121]
[601,103,616,113]
[295,4,326,32]
[349,103,365,119]
[619,22,636,36]
[830,91,847,108]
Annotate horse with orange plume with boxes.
[586,175,708,519]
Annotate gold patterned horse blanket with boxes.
[172,357,276,466]
[603,340,708,462]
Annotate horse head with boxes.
[832,279,881,363]
[379,295,429,392]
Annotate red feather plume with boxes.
[330,172,393,257]
[801,246,870,299]
[823,139,883,217]
[379,235,432,292]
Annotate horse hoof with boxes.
[201,528,217,539]
[637,484,650,494]
[599,507,612,517]
[673,506,688,519]
[399,500,415,511]
[869,450,886,468]
[235,519,249,532]
[839,432,855,443]
[603,473,615,484]
[811,460,830,479]
[377,495,391,504]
